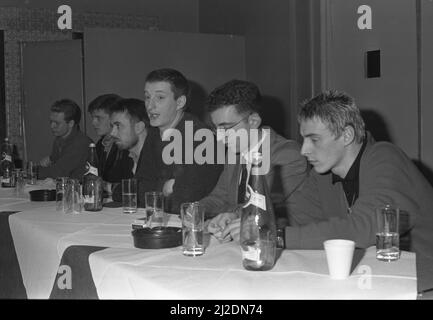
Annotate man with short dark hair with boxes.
[87,94,133,184]
[38,99,92,179]
[203,80,307,240]
[109,98,161,206]
[143,68,223,214]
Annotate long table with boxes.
[0,184,419,299]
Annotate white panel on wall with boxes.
[322,0,418,159]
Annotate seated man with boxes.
[143,68,223,214]
[38,99,92,180]
[199,80,307,239]
[87,94,133,186]
[110,98,160,207]
[213,90,433,291]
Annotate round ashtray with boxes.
[29,189,56,201]
[132,226,182,249]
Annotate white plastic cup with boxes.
[323,239,355,280]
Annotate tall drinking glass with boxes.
[14,169,25,195]
[145,191,165,227]
[56,177,69,212]
[66,179,83,214]
[181,202,205,256]
[122,179,137,214]
[26,161,37,185]
[376,205,400,261]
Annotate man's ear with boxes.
[248,112,262,129]
[176,95,186,111]
[68,120,75,129]
[343,125,356,146]
[134,121,146,134]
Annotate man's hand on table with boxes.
[162,179,175,197]
[207,211,241,243]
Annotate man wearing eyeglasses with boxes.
[201,80,307,241]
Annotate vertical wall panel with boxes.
[22,40,83,162]
[420,0,433,178]
[323,0,418,159]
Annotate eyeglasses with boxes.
[214,113,251,131]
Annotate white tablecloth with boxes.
[89,246,416,300]
[0,179,56,209]
[4,195,417,300]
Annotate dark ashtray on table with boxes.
[132,226,182,249]
[29,189,56,201]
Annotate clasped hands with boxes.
[206,211,241,243]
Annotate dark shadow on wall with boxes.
[260,95,288,138]
[187,80,208,122]
[361,110,433,187]
[413,160,433,187]
[361,110,393,142]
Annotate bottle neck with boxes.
[85,147,99,176]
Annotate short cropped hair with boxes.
[51,99,81,125]
[298,90,365,144]
[206,79,262,115]
[110,98,149,125]
[87,94,122,114]
[144,68,190,100]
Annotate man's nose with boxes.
[110,126,117,137]
[146,98,156,111]
[300,140,309,156]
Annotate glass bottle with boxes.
[1,138,15,188]
[82,143,103,211]
[240,152,277,271]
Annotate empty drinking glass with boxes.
[56,177,70,212]
[26,161,37,185]
[14,169,25,195]
[66,179,83,214]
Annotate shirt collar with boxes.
[128,134,146,164]
[332,137,367,184]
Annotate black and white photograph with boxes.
[0,0,432,307]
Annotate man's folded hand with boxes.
[206,211,239,242]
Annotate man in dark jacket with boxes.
[110,98,160,207]
[38,99,92,180]
[88,94,133,186]
[143,68,223,214]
